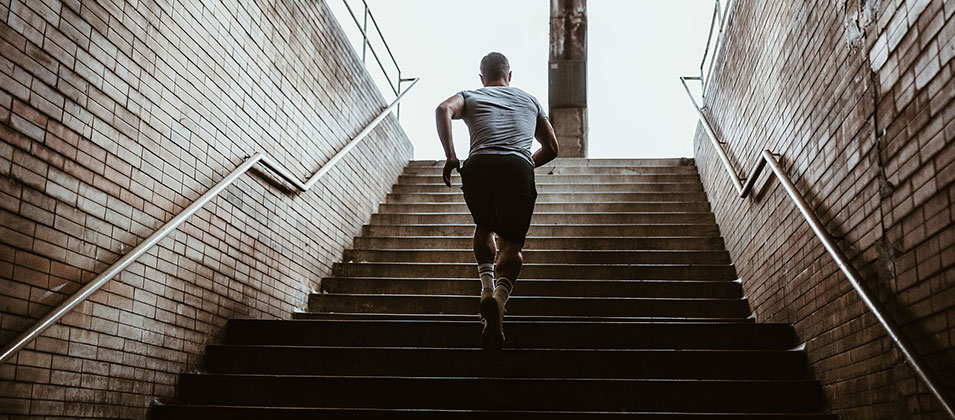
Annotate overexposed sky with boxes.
[328,0,714,160]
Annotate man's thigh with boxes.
[490,157,537,246]
[460,157,497,230]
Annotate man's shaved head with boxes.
[480,52,510,81]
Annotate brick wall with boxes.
[695,0,954,418]
[0,0,413,417]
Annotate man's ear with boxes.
[507,71,512,82]
[480,74,485,85]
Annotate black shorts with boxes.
[459,154,537,246]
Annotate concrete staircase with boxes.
[151,158,834,419]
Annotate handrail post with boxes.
[339,0,405,118]
[361,2,368,64]
[397,70,403,119]
[679,76,745,194]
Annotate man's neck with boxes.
[483,80,509,87]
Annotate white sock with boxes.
[478,263,495,290]
[495,277,514,303]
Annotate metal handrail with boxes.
[698,0,721,82]
[680,73,955,418]
[697,0,733,92]
[341,0,404,96]
[0,77,421,366]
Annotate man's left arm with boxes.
[533,118,559,168]
[435,95,465,186]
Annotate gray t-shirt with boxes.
[456,86,547,165]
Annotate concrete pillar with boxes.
[549,0,587,157]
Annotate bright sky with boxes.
[328,0,714,160]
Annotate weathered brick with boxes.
[696,1,955,419]
[0,0,412,417]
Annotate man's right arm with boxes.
[532,118,559,168]
[435,95,465,186]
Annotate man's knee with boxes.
[497,238,523,263]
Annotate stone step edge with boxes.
[335,262,736,268]
[354,236,724,240]
[314,293,745,302]
[395,182,704,186]
[372,212,716,216]
[206,345,795,353]
[152,404,835,418]
[292,313,754,323]
[365,223,716,226]
[320,277,741,283]
[183,373,819,383]
[246,319,777,327]
[343,249,729,253]
[380,201,711,205]
[388,192,707,195]
[409,160,695,166]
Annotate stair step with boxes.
[386,192,708,203]
[370,212,716,225]
[378,202,712,213]
[405,166,702,176]
[291,313,755,323]
[204,346,808,379]
[353,236,729,250]
[342,249,731,264]
[319,278,742,298]
[308,294,750,318]
[398,174,702,184]
[392,183,704,193]
[410,158,696,167]
[151,405,838,419]
[227,320,796,350]
[332,262,738,280]
[362,224,722,237]
[177,374,823,412]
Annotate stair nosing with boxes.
[183,372,818,384]
[321,277,741,285]
[206,345,801,353]
[315,293,746,302]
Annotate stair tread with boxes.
[316,293,744,301]
[292,313,755,322]
[185,373,818,383]
[365,223,720,226]
[338,261,734,266]
[379,202,712,205]
[401,182,705,186]
[154,404,836,418]
[177,374,824,411]
[324,277,739,282]
[207,345,796,352]
[254,319,773,325]
[373,211,715,214]
[344,249,730,253]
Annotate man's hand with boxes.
[442,158,460,187]
[436,95,465,187]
